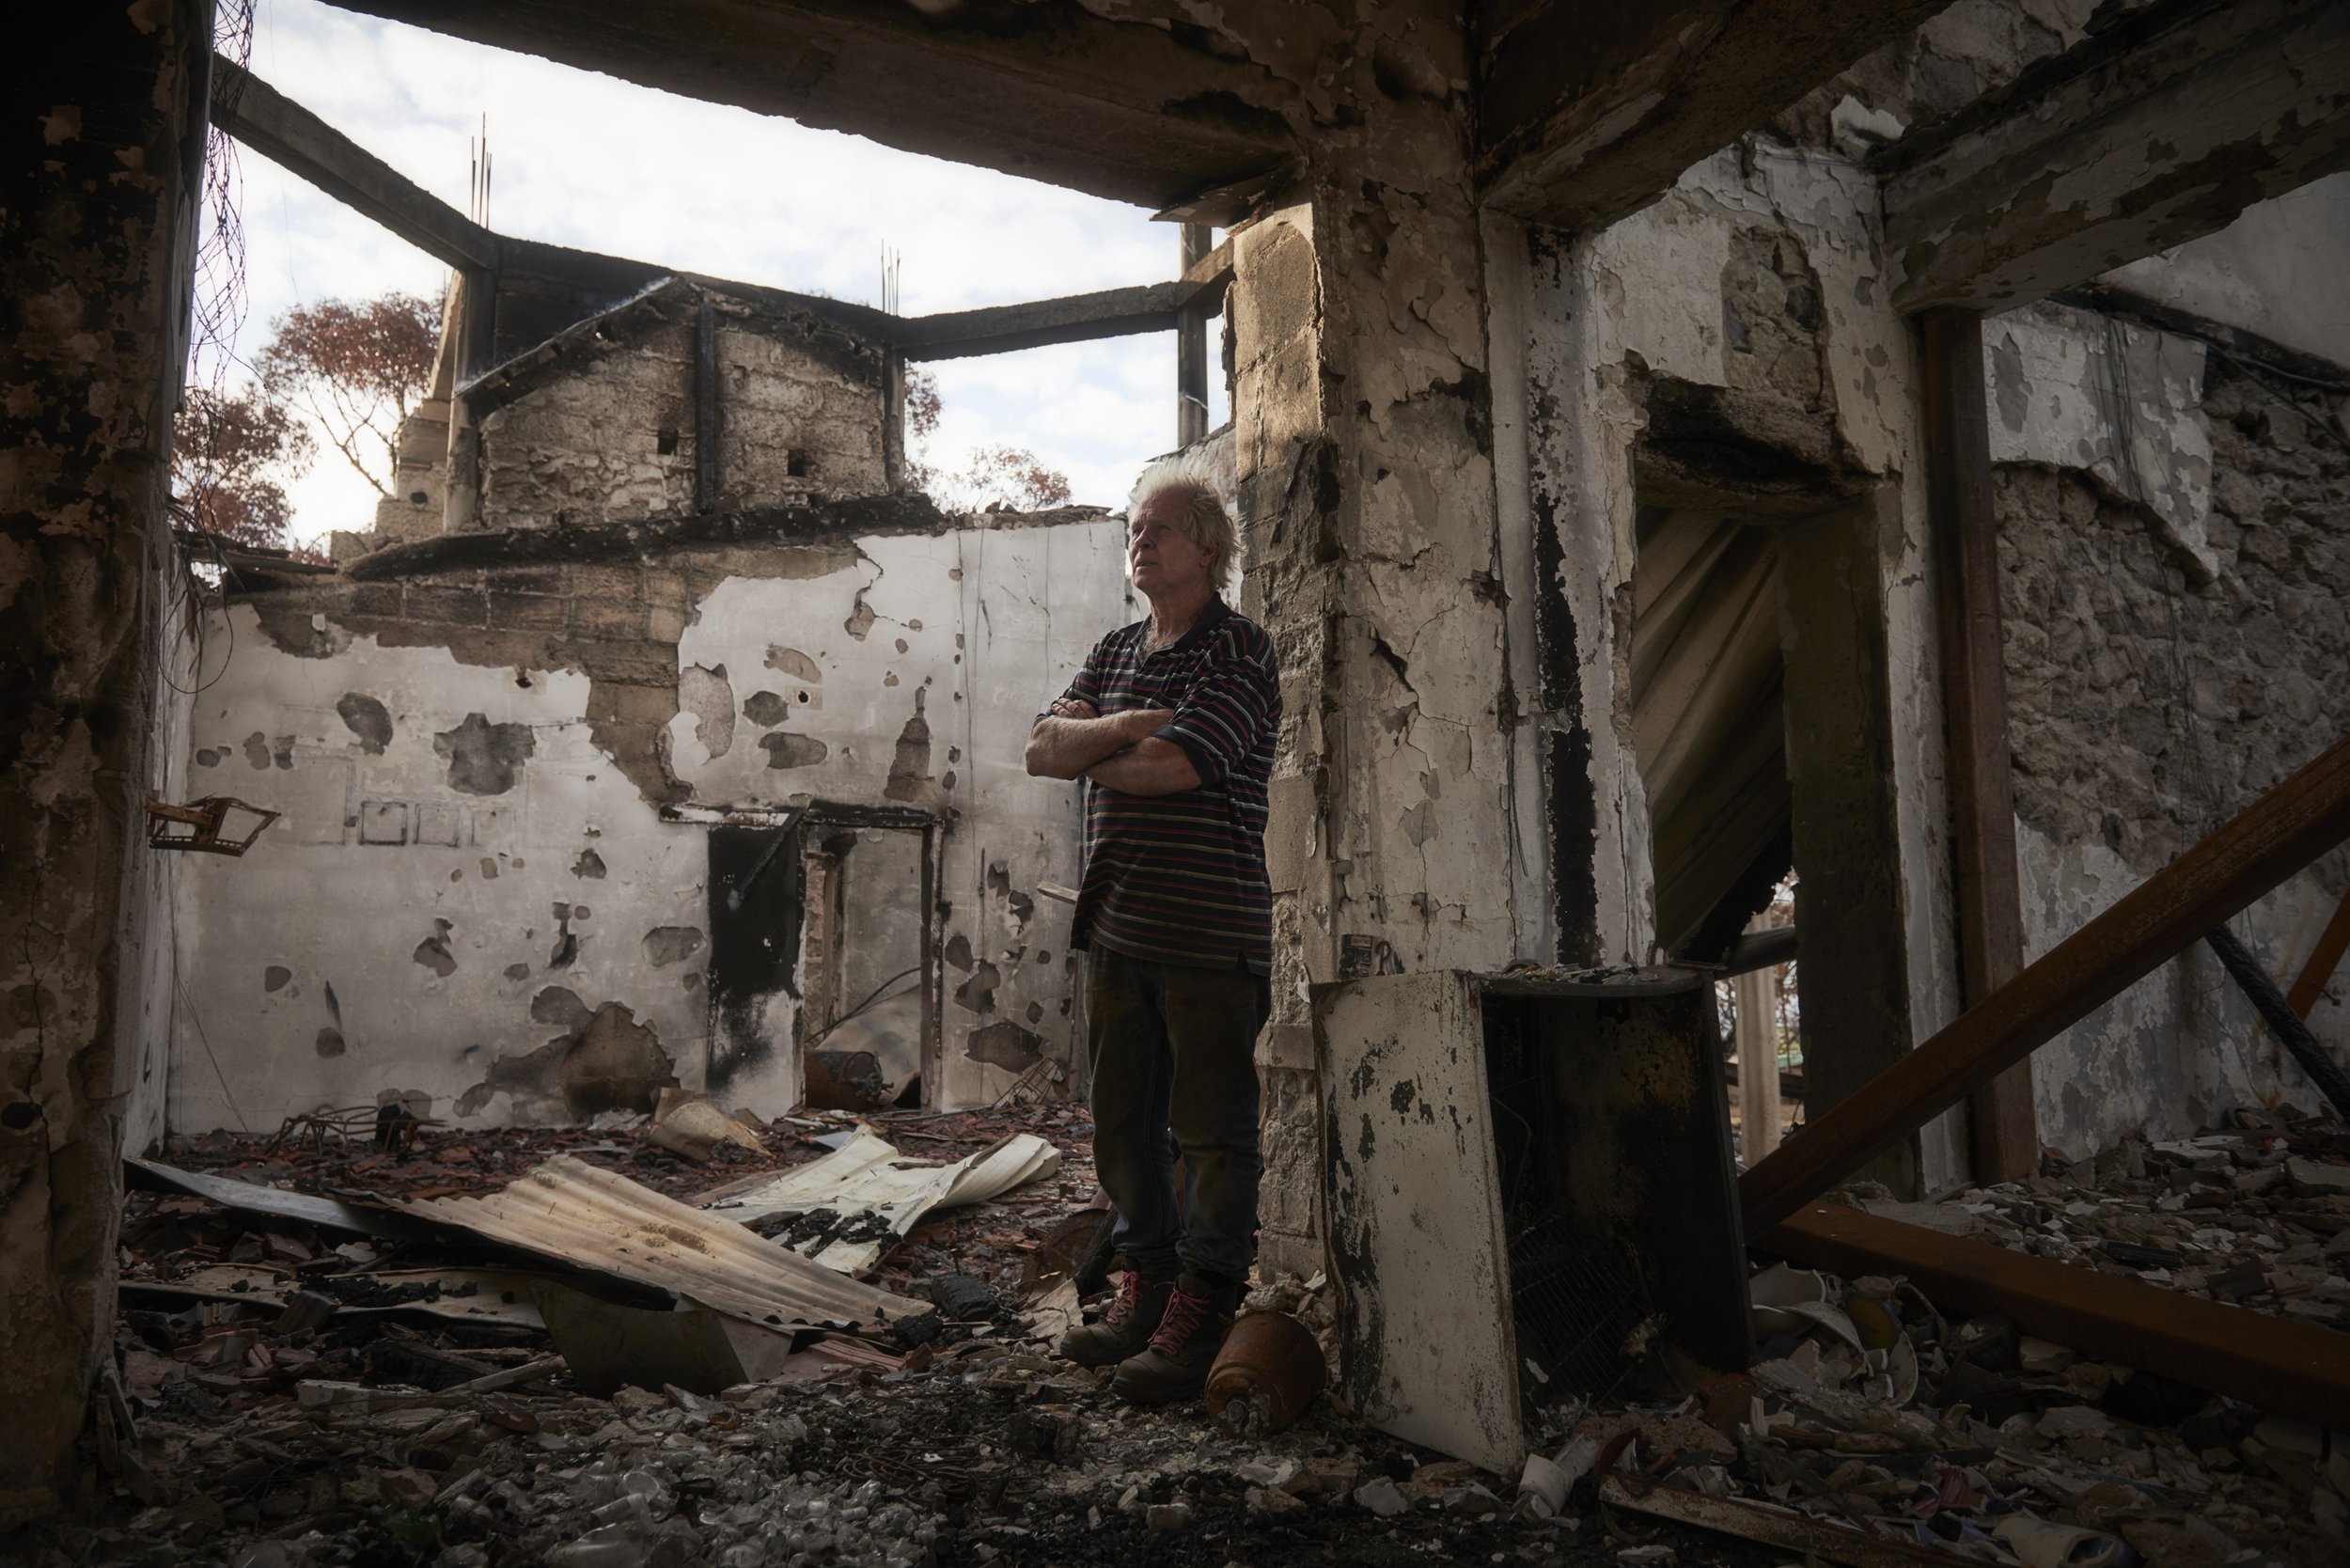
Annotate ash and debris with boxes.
[15,1103,2348,1568]
[1841,1102,2350,1330]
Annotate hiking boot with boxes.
[1059,1269,1174,1369]
[1110,1274,1239,1404]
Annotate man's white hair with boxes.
[1127,447,1240,594]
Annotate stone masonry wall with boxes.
[478,291,886,534]
[1998,355,2350,1150]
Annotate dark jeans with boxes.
[1085,945,1269,1289]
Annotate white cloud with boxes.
[208,0,1219,544]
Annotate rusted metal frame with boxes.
[2286,882,2350,1019]
[1176,223,1214,447]
[695,294,720,514]
[2203,925,2350,1119]
[1741,731,2350,1233]
[143,795,280,855]
[1920,306,2037,1184]
[1759,1202,2350,1428]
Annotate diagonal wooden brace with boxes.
[1742,732,2350,1233]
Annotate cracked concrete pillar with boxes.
[1483,216,1656,969]
[1,0,210,1521]
[1230,100,1525,1276]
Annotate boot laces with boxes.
[1148,1282,1214,1356]
[1104,1269,1145,1328]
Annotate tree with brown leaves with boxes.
[954,445,1074,510]
[256,291,441,498]
[901,367,1074,512]
[170,385,316,551]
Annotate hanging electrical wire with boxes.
[163,0,260,697]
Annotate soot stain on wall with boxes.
[336,693,394,754]
[434,712,538,794]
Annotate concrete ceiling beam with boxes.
[899,242,1230,360]
[1882,0,2350,313]
[322,0,1298,213]
[1472,0,1944,233]
[212,55,499,272]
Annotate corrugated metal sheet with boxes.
[400,1156,924,1331]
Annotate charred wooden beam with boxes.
[1919,307,2036,1184]
[2204,925,2350,1119]
[898,246,1230,363]
[1475,0,1941,231]
[1761,1202,2350,1427]
[2286,884,2350,1020]
[1741,732,2350,1233]
[1718,924,1798,979]
[1176,223,1214,447]
[1882,0,2350,311]
[209,55,497,272]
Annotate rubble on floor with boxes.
[1838,1102,2350,1332]
[21,1105,2347,1567]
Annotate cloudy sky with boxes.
[207,0,1225,548]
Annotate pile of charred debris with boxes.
[15,1095,2347,1568]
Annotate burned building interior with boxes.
[7,0,2350,1564]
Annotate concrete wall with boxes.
[165,513,1131,1134]
[117,577,200,1157]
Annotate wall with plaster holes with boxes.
[164,516,1134,1134]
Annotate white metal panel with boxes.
[1317,971,1523,1475]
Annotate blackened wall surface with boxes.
[0,0,208,1519]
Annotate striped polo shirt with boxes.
[1048,596,1279,972]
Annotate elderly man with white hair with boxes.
[1023,453,1278,1404]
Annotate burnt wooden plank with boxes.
[1761,1202,2350,1426]
[2286,883,2350,1020]
[1920,307,2037,1184]
[1883,0,2350,310]
[1741,731,2350,1232]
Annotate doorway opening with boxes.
[1626,503,1805,1166]
[801,820,934,1110]
[695,802,939,1116]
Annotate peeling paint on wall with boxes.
[642,926,705,967]
[336,693,394,754]
[413,919,458,978]
[435,713,538,795]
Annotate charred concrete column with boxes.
[1482,215,1654,967]
[1230,70,1522,1276]
[0,0,212,1521]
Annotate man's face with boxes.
[1128,494,1217,601]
